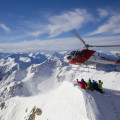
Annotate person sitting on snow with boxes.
[92,80,96,88]
[92,80,99,91]
[98,80,103,94]
[77,79,87,89]
[87,79,94,91]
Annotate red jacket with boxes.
[77,80,87,89]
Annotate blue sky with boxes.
[0,0,120,52]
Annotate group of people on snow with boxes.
[77,79,103,94]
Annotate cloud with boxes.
[97,9,109,18]
[28,31,43,37]
[88,13,120,35]
[0,35,120,53]
[0,23,10,32]
[0,37,81,53]
[85,35,120,45]
[22,8,93,38]
[47,8,93,37]
[1,8,120,53]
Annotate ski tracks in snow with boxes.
[82,89,120,120]
[104,89,120,120]
[82,90,99,120]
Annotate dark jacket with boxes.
[92,81,98,88]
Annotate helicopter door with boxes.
[79,51,87,63]
[78,50,96,63]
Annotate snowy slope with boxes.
[0,51,120,120]
[0,82,89,120]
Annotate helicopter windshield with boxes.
[68,51,80,56]
[64,50,81,62]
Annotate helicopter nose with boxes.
[64,55,72,63]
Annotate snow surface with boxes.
[0,52,120,120]
[19,56,31,62]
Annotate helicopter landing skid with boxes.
[72,63,96,72]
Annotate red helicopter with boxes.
[64,30,120,66]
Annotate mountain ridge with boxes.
[0,51,120,120]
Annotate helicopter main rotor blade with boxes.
[71,29,120,49]
[71,29,88,49]
[88,45,120,47]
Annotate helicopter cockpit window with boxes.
[70,51,76,56]
[81,52,87,56]
[67,56,72,60]
[67,51,80,60]
[75,51,80,56]
[69,51,80,56]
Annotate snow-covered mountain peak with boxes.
[19,56,31,62]
[0,51,120,120]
